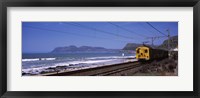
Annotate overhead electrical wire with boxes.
[23,25,134,43]
[146,22,167,36]
[64,22,138,40]
[108,22,148,38]
[137,22,158,36]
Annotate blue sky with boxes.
[22,22,178,53]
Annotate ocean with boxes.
[22,52,136,75]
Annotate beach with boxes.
[22,52,136,76]
[22,51,178,76]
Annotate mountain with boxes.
[157,35,178,50]
[51,36,178,53]
[122,35,178,50]
[51,45,120,53]
[122,43,142,50]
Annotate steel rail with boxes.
[42,61,140,76]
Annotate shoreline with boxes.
[22,58,136,76]
[22,51,178,76]
[39,60,138,76]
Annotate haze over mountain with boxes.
[51,36,178,53]
[51,45,120,53]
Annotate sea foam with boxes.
[22,58,56,62]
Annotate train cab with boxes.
[136,46,151,60]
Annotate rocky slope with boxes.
[123,35,178,50]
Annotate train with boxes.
[136,45,168,61]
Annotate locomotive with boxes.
[136,45,168,61]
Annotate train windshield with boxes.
[137,48,140,53]
[145,49,148,53]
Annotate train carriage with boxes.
[136,45,168,61]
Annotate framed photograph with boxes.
[0,0,199,98]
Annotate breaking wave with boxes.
[22,58,56,62]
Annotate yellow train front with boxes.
[136,46,168,61]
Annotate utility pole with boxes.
[146,37,156,46]
[146,36,166,47]
[166,29,170,50]
[151,37,155,46]
[166,29,170,56]
[142,41,149,45]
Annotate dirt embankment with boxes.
[109,51,178,76]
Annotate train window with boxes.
[145,49,148,53]
[137,49,140,53]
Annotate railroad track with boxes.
[92,62,142,76]
[92,63,142,76]
[43,61,142,76]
